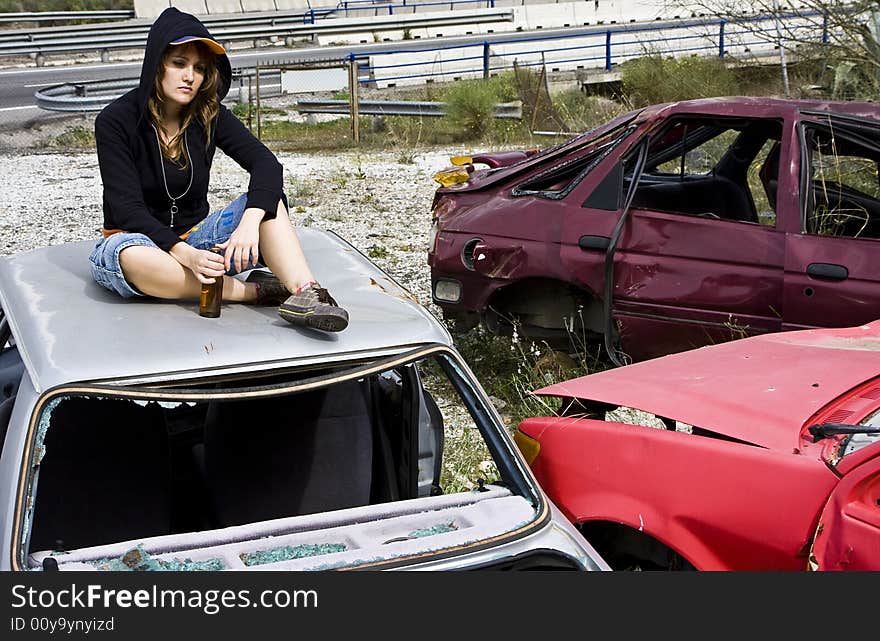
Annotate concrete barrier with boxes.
[519,5,578,30]
[240,0,277,12]
[368,45,486,87]
[205,0,244,14]
[134,0,171,18]
[275,0,312,10]
[171,0,210,17]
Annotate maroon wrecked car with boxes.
[428,98,880,362]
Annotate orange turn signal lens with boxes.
[450,155,473,166]
[513,430,541,466]
[433,167,471,187]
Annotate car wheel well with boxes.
[484,279,603,340]
[578,520,696,571]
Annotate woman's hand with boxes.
[217,208,264,274]
[169,243,226,284]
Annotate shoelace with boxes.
[313,287,337,306]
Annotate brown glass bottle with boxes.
[199,247,223,318]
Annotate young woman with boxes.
[90,7,348,332]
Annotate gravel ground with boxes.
[0,145,456,319]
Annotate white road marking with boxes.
[0,62,140,76]
[0,105,39,112]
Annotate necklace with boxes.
[152,124,193,227]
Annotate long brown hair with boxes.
[148,41,220,167]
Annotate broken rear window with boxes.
[512,122,636,199]
[21,349,534,570]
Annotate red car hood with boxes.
[535,322,880,453]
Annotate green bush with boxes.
[53,125,95,149]
[442,79,502,140]
[621,54,740,106]
[483,70,520,102]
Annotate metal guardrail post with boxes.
[483,42,490,79]
[256,64,262,141]
[349,55,360,145]
[719,20,725,58]
[604,30,612,71]
[247,77,253,133]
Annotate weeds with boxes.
[453,317,611,428]
[367,245,391,259]
[386,117,423,164]
[621,54,740,106]
[286,176,319,208]
[52,125,95,149]
[353,155,367,180]
[328,169,348,191]
[552,91,626,133]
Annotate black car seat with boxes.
[202,379,374,527]
[29,398,171,553]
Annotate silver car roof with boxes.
[0,229,450,392]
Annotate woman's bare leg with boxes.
[119,245,256,301]
[257,200,316,292]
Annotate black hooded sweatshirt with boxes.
[94,7,282,252]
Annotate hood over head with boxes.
[137,7,232,113]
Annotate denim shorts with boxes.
[89,194,254,298]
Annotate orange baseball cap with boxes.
[168,36,226,55]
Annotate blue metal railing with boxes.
[303,0,496,23]
[336,0,496,12]
[352,11,825,86]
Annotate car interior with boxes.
[626,117,783,224]
[25,362,450,555]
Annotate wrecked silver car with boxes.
[0,229,606,571]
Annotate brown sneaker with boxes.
[278,282,349,332]
[246,270,290,306]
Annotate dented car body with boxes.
[0,230,607,571]
[429,98,880,361]
[515,321,880,570]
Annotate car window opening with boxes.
[512,123,637,199]
[804,122,880,240]
[626,117,784,226]
[21,352,536,570]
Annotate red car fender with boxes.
[520,416,839,570]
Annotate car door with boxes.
[562,114,787,361]
[782,116,880,331]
